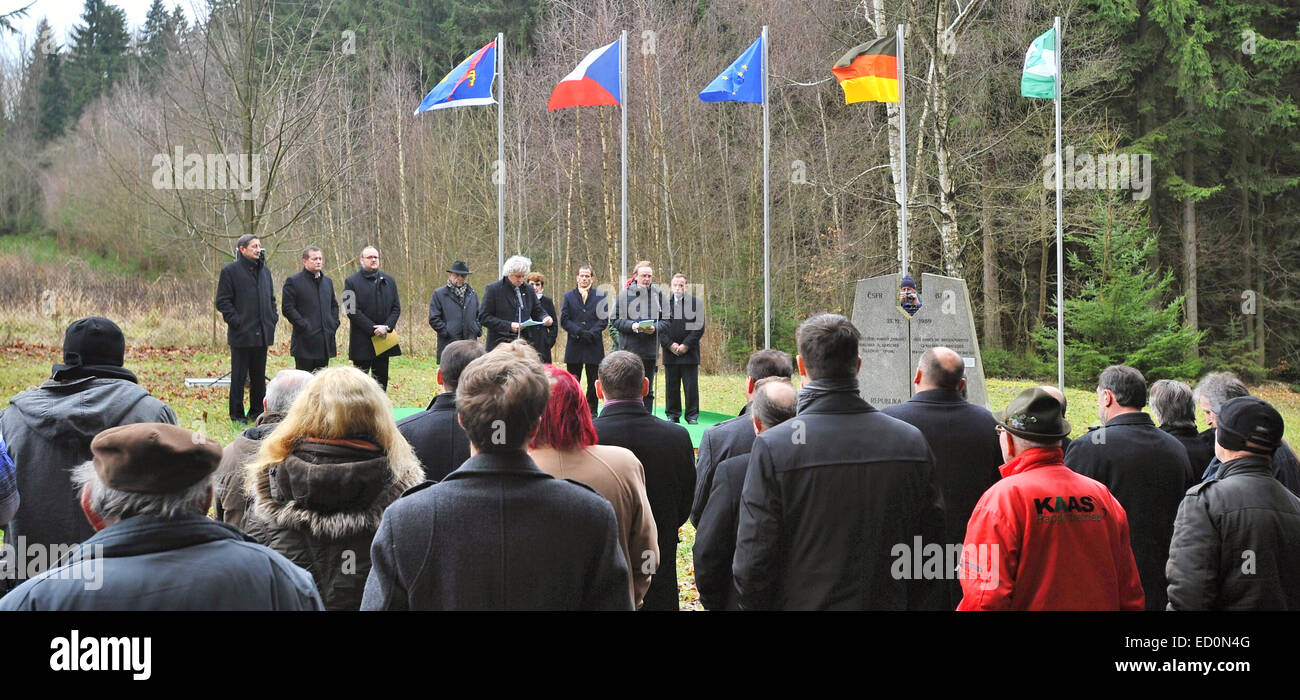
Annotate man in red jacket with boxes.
[957,387,1144,611]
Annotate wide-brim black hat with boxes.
[447,261,472,275]
[994,387,1072,440]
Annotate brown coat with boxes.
[213,411,285,532]
[529,444,659,608]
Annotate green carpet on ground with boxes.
[393,406,731,448]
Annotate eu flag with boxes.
[699,36,763,103]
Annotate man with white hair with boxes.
[213,369,314,531]
[479,255,554,352]
[0,423,322,610]
[1193,371,1300,494]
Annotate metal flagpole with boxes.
[496,32,505,273]
[1054,16,1064,391]
[762,25,771,349]
[620,29,628,284]
[897,23,909,276]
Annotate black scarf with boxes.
[447,279,468,305]
[50,364,138,384]
[797,376,866,414]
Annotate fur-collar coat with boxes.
[243,436,424,610]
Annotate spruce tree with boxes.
[65,0,131,120]
[37,48,70,143]
[1036,191,1204,385]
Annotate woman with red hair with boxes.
[530,365,659,608]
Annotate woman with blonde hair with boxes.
[244,366,424,610]
[528,365,658,608]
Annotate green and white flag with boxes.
[1021,27,1056,99]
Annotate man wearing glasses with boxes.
[344,246,402,390]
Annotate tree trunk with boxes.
[1182,101,1198,348]
[870,0,906,267]
[932,2,960,277]
[1036,184,1048,326]
[980,175,1000,348]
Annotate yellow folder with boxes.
[371,331,400,355]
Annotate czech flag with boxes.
[547,39,621,110]
[414,40,497,115]
[832,36,899,104]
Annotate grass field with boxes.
[3,343,1298,610]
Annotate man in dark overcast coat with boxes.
[214,234,277,422]
[397,340,485,482]
[344,245,401,390]
[428,260,481,363]
[282,245,340,372]
[690,349,793,527]
[882,346,1002,608]
[732,314,945,610]
[479,255,553,352]
[660,273,705,424]
[1065,364,1195,611]
[362,340,630,611]
[593,351,695,611]
[694,378,797,610]
[560,265,607,417]
[611,262,668,413]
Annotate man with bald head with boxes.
[694,378,797,610]
[882,346,1002,607]
[1038,384,1072,452]
[344,245,401,390]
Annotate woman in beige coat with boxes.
[530,365,659,608]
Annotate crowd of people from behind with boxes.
[0,242,1296,610]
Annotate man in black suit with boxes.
[694,377,796,610]
[524,272,559,363]
[660,273,705,424]
[612,261,668,413]
[1065,364,1196,611]
[593,350,695,611]
[881,346,1003,608]
[214,234,277,422]
[479,255,553,352]
[397,340,485,482]
[561,265,607,417]
[690,348,793,527]
[361,340,631,611]
[282,245,340,372]
[344,246,401,390]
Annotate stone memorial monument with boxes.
[850,272,988,408]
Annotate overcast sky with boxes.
[2,0,199,61]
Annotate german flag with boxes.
[832,36,899,104]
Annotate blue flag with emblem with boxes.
[415,40,497,115]
[699,35,764,103]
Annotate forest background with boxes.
[0,0,1297,387]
